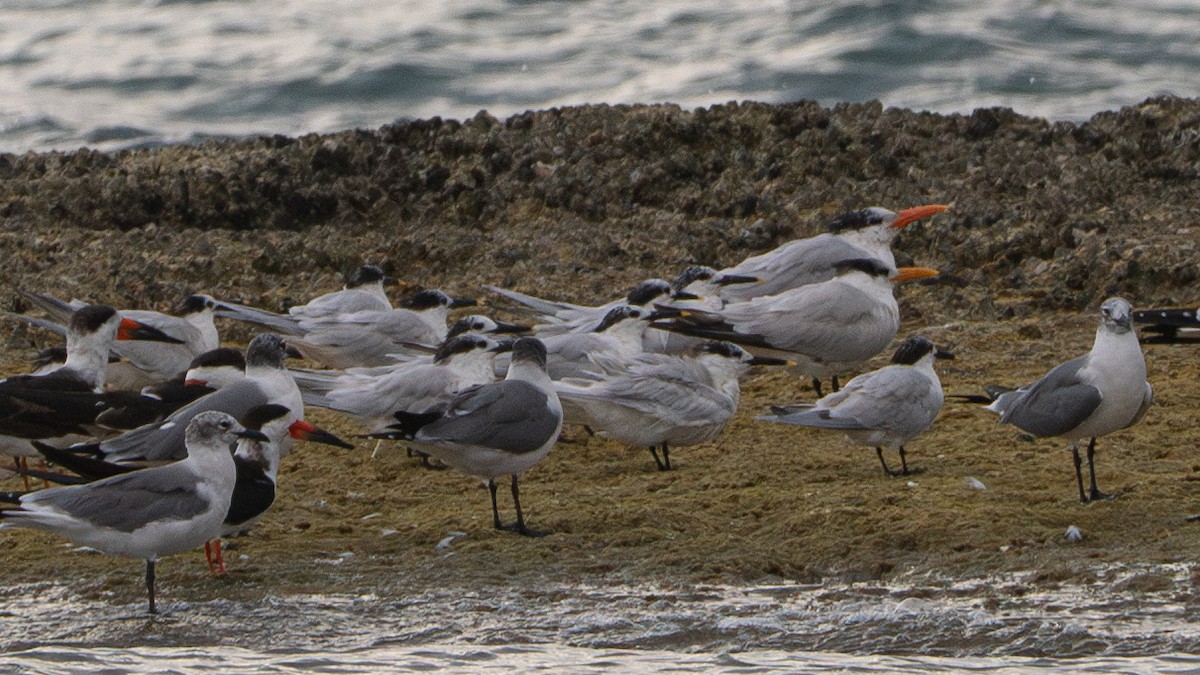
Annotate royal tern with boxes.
[370,337,563,536]
[984,297,1153,503]
[654,258,940,397]
[714,204,948,302]
[0,411,262,614]
[760,336,951,476]
[555,341,790,470]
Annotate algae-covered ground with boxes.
[2,97,1200,612]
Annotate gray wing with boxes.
[1126,381,1154,429]
[22,463,210,533]
[718,283,896,361]
[100,379,268,460]
[759,407,868,430]
[722,235,875,300]
[992,356,1101,437]
[419,380,560,455]
[214,301,304,336]
[289,288,390,319]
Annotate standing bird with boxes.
[555,341,791,471]
[714,204,948,302]
[759,336,951,476]
[0,411,264,614]
[654,258,939,397]
[983,297,1152,503]
[370,338,563,536]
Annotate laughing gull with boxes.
[18,291,222,389]
[0,411,264,614]
[370,337,563,536]
[86,334,303,463]
[714,204,948,302]
[555,341,790,470]
[653,258,940,397]
[760,336,951,476]
[984,297,1153,503]
[24,404,350,574]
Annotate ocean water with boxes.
[2,0,1199,153]
[4,567,1200,672]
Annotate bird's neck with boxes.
[838,228,898,268]
[185,310,220,351]
[62,334,110,391]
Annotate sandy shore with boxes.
[2,97,1200,616]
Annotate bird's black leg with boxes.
[831,374,841,393]
[1071,443,1088,503]
[898,446,909,475]
[811,377,825,399]
[661,444,672,471]
[488,478,503,530]
[145,559,157,615]
[1086,437,1115,501]
[876,447,896,476]
[503,475,548,537]
[649,445,667,471]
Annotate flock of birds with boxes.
[0,201,1189,614]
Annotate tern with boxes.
[487,278,674,338]
[759,336,951,476]
[301,334,510,434]
[0,411,264,614]
[369,338,563,536]
[983,297,1153,503]
[212,264,398,333]
[653,258,940,397]
[278,290,478,368]
[555,341,790,470]
[715,204,948,302]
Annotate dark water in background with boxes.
[1,0,1198,152]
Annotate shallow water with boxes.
[2,0,1200,152]
[4,564,1200,671]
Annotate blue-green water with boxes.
[2,0,1198,152]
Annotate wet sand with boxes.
[2,98,1200,639]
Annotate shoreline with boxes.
[2,98,1200,641]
